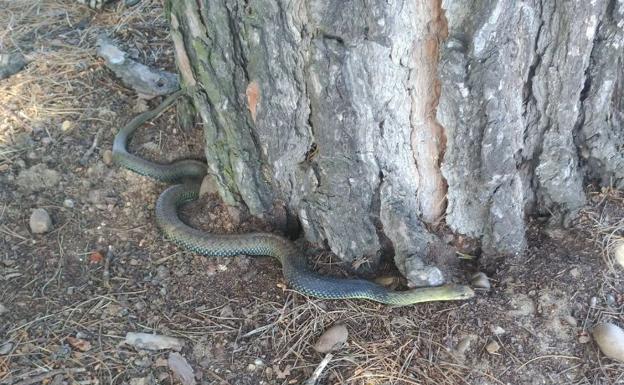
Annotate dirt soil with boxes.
[1,1,623,385]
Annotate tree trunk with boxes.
[166,0,623,287]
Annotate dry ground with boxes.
[1,1,623,384]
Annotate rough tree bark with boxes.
[166,0,623,287]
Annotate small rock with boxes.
[102,150,113,165]
[590,297,598,308]
[606,294,616,307]
[254,358,264,367]
[0,52,27,79]
[124,332,184,351]
[578,333,591,344]
[490,326,506,335]
[199,174,219,197]
[63,199,75,208]
[592,323,624,362]
[569,267,580,278]
[0,303,7,314]
[247,363,256,371]
[485,341,500,354]
[405,256,445,287]
[0,342,13,355]
[168,352,196,385]
[30,208,53,233]
[563,315,577,327]
[471,272,491,290]
[313,324,348,353]
[614,242,624,269]
[61,120,73,132]
[227,206,241,224]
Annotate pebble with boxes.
[614,242,624,269]
[606,294,616,307]
[578,334,591,344]
[30,208,53,233]
[471,272,491,290]
[227,206,241,224]
[63,199,75,208]
[168,352,196,385]
[485,341,500,354]
[563,315,577,327]
[0,304,6,315]
[0,342,13,355]
[313,324,348,353]
[592,323,624,362]
[61,120,73,132]
[102,149,113,165]
[569,267,580,278]
[590,297,598,308]
[199,174,219,197]
[490,326,506,335]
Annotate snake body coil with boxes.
[113,90,474,305]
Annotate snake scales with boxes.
[112,90,474,305]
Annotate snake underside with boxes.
[112,90,475,306]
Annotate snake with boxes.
[112,89,475,306]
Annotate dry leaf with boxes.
[67,336,92,352]
[89,251,104,264]
[246,81,260,123]
[273,364,291,379]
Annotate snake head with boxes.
[449,284,475,300]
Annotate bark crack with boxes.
[409,0,448,224]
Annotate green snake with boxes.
[112,90,475,305]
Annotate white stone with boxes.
[592,323,624,362]
[614,242,624,269]
[313,324,348,353]
[29,208,53,233]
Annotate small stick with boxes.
[304,353,333,385]
[103,245,113,288]
[80,126,105,165]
